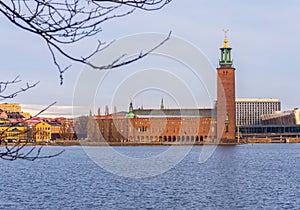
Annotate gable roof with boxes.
[9,128,22,133]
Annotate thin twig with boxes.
[0,0,172,84]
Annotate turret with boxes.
[219,29,233,67]
[160,98,164,110]
[126,101,135,118]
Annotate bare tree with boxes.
[73,115,89,139]
[59,120,74,140]
[0,0,172,84]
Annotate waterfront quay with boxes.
[81,138,300,145]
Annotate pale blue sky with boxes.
[1,0,299,116]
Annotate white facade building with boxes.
[261,109,300,125]
[236,98,281,126]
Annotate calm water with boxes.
[1,144,300,209]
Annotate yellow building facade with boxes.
[0,120,74,142]
[0,124,26,142]
[0,103,21,112]
[33,122,51,142]
[20,112,31,120]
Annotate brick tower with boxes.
[216,30,236,141]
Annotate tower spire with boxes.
[222,29,230,48]
[129,101,133,113]
[160,98,164,110]
[219,29,233,67]
[126,100,135,118]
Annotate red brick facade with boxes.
[96,114,215,143]
[216,66,236,140]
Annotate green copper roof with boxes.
[219,32,233,66]
[126,102,135,118]
[219,47,233,66]
[125,112,135,118]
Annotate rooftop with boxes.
[236,98,280,103]
[133,108,213,118]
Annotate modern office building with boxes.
[236,98,281,126]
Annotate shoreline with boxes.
[2,140,298,147]
[2,137,300,147]
[0,141,242,147]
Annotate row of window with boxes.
[35,127,51,130]
[240,126,300,134]
[129,135,207,142]
[137,126,207,134]
[134,120,202,125]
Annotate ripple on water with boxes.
[0,145,299,209]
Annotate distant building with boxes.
[0,118,76,143]
[0,109,25,123]
[94,107,215,143]
[129,108,214,142]
[91,33,237,143]
[33,121,52,142]
[239,124,300,140]
[239,108,300,141]
[261,109,300,125]
[216,31,236,140]
[0,103,21,112]
[0,103,31,120]
[236,98,281,126]
[0,124,26,142]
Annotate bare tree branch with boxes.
[0,0,171,159]
[0,101,65,161]
[0,75,39,100]
[0,0,172,84]
[0,144,64,161]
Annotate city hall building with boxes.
[93,35,237,143]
